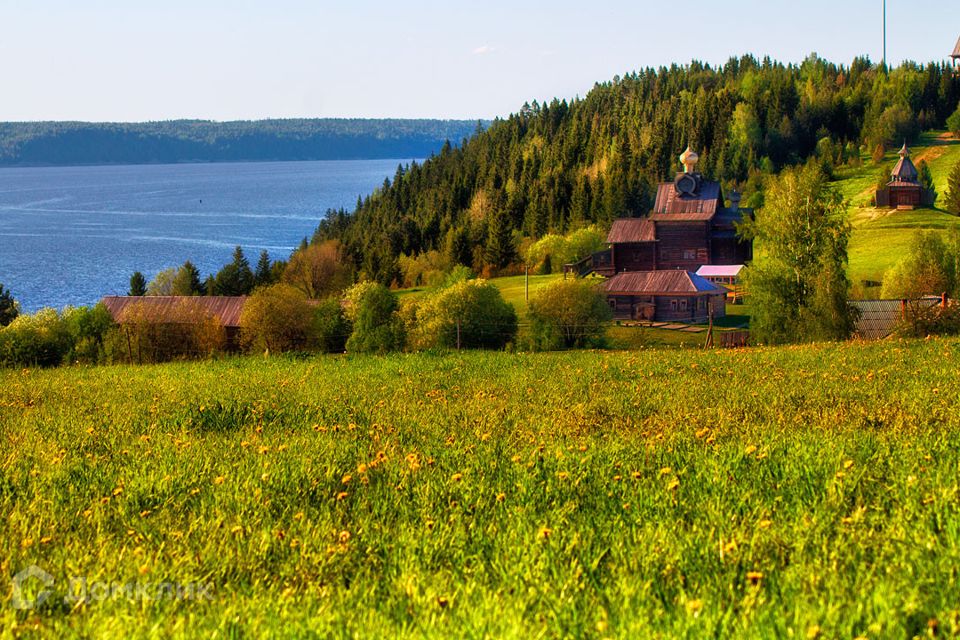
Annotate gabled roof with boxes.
[650,180,722,222]
[953,36,960,59]
[102,296,248,327]
[607,218,656,243]
[604,271,724,295]
[696,264,744,278]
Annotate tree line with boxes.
[0,119,486,166]
[309,55,960,283]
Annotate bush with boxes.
[881,231,959,300]
[895,300,960,337]
[526,279,612,350]
[0,308,73,367]
[343,282,404,354]
[313,299,350,353]
[406,279,517,350]
[947,103,960,138]
[240,284,317,353]
[524,226,607,273]
[62,304,114,364]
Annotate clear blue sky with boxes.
[1,0,958,122]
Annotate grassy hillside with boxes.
[3,340,959,637]
[838,131,960,290]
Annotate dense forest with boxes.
[0,119,485,166]
[312,55,960,284]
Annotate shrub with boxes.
[881,231,959,300]
[282,240,353,299]
[0,308,73,367]
[524,226,607,273]
[313,299,350,353]
[62,304,114,364]
[343,282,404,354]
[526,279,612,350]
[406,279,517,350]
[240,284,317,353]
[947,102,960,138]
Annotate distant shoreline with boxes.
[0,156,428,170]
[0,118,488,169]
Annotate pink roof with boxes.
[695,265,744,278]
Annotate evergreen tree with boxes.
[254,250,273,287]
[917,160,937,206]
[0,283,18,327]
[945,159,960,215]
[213,246,255,295]
[172,261,203,296]
[129,272,147,296]
[484,210,516,271]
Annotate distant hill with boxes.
[0,119,488,167]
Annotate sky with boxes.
[1,0,959,122]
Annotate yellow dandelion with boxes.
[338,530,351,543]
[667,478,680,491]
[659,467,672,476]
[538,526,553,540]
[341,474,353,485]
[745,445,757,456]
[558,471,569,481]
[758,519,773,529]
[293,511,304,521]
[451,473,463,482]
[336,491,349,501]
[746,571,764,584]
[112,486,124,496]
[495,492,506,503]
[843,459,854,470]
[213,475,225,485]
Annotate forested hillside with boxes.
[0,119,484,166]
[313,55,960,283]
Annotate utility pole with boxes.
[525,264,529,303]
[882,0,887,69]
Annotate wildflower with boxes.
[451,473,463,482]
[213,475,225,485]
[667,478,680,491]
[745,445,757,456]
[843,459,854,470]
[341,474,353,485]
[293,511,304,521]
[758,519,773,529]
[437,596,450,608]
[746,571,763,584]
[538,526,553,540]
[659,467,672,476]
[112,486,124,496]
[336,491,349,501]
[558,472,569,481]
[495,493,506,503]
[338,530,351,544]
[140,509,152,518]
[231,525,243,535]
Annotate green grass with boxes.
[3,340,960,637]
[834,131,960,290]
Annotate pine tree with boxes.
[944,159,960,215]
[0,283,18,327]
[214,246,255,295]
[172,261,203,295]
[484,210,516,271]
[917,160,937,206]
[129,272,147,296]
[254,250,273,287]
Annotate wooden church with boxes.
[874,143,935,210]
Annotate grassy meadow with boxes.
[2,339,960,637]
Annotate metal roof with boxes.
[102,296,248,327]
[604,270,724,295]
[607,218,656,243]
[650,180,721,221]
[849,298,940,340]
[696,264,744,278]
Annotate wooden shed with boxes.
[603,270,727,323]
[102,296,248,351]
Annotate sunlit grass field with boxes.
[2,339,960,637]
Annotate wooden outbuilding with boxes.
[875,143,934,210]
[102,295,248,351]
[603,270,727,323]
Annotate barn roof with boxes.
[101,296,248,327]
[607,218,656,243]
[696,264,744,278]
[650,180,721,221]
[604,271,724,295]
